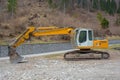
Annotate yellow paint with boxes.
[32,27,73,36]
[77,39,108,49]
[11,27,35,48]
[93,39,108,49]
[37,26,58,30]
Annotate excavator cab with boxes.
[73,28,93,49]
[64,28,110,60]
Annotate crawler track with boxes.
[64,50,110,60]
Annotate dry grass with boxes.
[0,40,7,45]
[41,53,64,59]
[107,36,120,40]
[109,44,120,49]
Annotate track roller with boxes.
[101,52,110,59]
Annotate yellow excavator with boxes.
[8,26,110,63]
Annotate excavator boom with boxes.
[9,26,73,63]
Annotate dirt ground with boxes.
[0,49,120,80]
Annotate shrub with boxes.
[47,0,57,8]
[97,13,109,29]
[101,18,109,29]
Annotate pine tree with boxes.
[100,0,106,11]
[111,0,117,14]
[8,0,17,17]
[106,0,111,12]
[117,1,120,14]
[47,0,53,7]
[77,0,81,5]
[92,0,99,10]
[82,0,87,9]
[77,0,83,8]
[106,0,114,15]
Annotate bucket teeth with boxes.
[8,46,27,63]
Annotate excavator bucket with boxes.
[8,46,27,63]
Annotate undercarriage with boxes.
[64,49,110,60]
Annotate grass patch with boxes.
[107,36,120,40]
[109,44,120,49]
[0,40,8,45]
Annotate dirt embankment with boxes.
[0,0,120,41]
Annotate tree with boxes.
[111,0,117,14]
[77,0,81,6]
[7,0,17,17]
[97,13,109,29]
[77,0,83,8]
[82,0,87,9]
[106,0,115,15]
[92,0,99,10]
[59,0,69,13]
[47,0,53,8]
[100,0,106,11]
[117,1,120,14]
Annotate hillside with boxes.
[0,0,120,42]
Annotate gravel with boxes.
[0,42,72,57]
[0,50,120,80]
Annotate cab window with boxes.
[88,30,92,40]
[79,31,87,43]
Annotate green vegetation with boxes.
[97,13,109,29]
[7,0,17,17]
[109,44,120,49]
[111,0,117,15]
[117,1,120,14]
[47,0,53,7]
[0,40,8,45]
[105,0,117,16]
[46,0,118,16]
[82,0,87,9]
[93,0,99,10]
[100,0,106,11]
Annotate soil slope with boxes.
[0,0,120,41]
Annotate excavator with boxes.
[8,26,110,63]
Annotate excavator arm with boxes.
[9,27,36,63]
[10,27,35,48]
[9,26,73,63]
